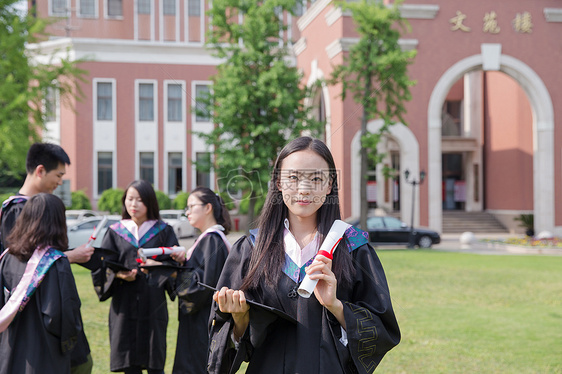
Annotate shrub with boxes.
[70,190,92,210]
[155,190,171,210]
[97,188,124,214]
[172,191,189,210]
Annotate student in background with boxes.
[0,193,85,373]
[0,143,93,373]
[92,180,179,374]
[208,137,400,374]
[171,187,232,374]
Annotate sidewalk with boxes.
[433,232,562,256]
[180,231,562,256]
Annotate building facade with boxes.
[32,0,562,235]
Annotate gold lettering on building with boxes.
[513,12,533,33]
[483,11,500,34]
[450,11,471,32]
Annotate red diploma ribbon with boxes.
[316,237,342,260]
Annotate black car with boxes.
[346,216,441,248]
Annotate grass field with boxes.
[73,250,562,373]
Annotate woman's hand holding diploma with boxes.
[305,254,346,330]
[213,286,250,341]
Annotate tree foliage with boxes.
[155,190,171,210]
[199,0,322,228]
[97,188,124,214]
[70,190,92,210]
[0,0,86,176]
[329,0,416,228]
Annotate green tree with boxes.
[97,188,124,214]
[200,0,322,228]
[155,190,171,210]
[329,0,416,229]
[0,0,86,176]
[70,190,92,210]
[172,191,189,210]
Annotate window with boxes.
[163,0,176,15]
[167,84,182,122]
[293,1,304,16]
[140,152,154,184]
[97,82,113,121]
[139,83,154,121]
[138,0,150,14]
[188,0,200,16]
[79,0,96,17]
[107,0,122,17]
[44,87,58,122]
[168,153,183,194]
[195,84,210,122]
[51,0,68,15]
[97,152,113,195]
[195,152,211,188]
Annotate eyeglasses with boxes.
[185,203,205,212]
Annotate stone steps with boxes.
[442,211,508,233]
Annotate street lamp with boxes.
[404,169,426,248]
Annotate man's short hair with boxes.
[26,143,71,174]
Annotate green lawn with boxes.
[73,250,562,373]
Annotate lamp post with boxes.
[404,169,426,248]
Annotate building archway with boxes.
[427,44,555,233]
[350,121,421,226]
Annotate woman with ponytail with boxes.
[171,187,232,374]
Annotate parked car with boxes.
[160,209,196,238]
[67,215,121,249]
[346,216,440,248]
[65,209,99,227]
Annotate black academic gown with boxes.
[173,232,230,374]
[0,252,83,374]
[208,227,401,374]
[92,221,178,372]
[0,196,91,368]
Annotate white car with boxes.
[67,215,121,249]
[65,209,99,227]
[160,209,196,238]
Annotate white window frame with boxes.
[77,0,98,18]
[137,82,156,122]
[192,82,212,123]
[105,0,123,19]
[49,0,69,17]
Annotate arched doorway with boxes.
[427,44,554,233]
[350,121,421,227]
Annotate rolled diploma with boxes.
[138,246,186,261]
[297,220,351,298]
[86,215,109,247]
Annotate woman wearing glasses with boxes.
[171,187,232,374]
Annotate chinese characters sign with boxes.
[449,10,533,34]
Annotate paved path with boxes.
[180,232,562,256]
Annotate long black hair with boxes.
[190,187,232,235]
[8,193,68,261]
[121,180,161,221]
[241,137,354,291]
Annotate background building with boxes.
[32,0,562,235]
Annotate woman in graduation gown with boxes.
[92,180,179,374]
[208,137,401,374]
[0,193,85,374]
[171,187,232,374]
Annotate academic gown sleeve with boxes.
[175,233,229,314]
[207,236,259,374]
[331,242,401,374]
[91,229,119,301]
